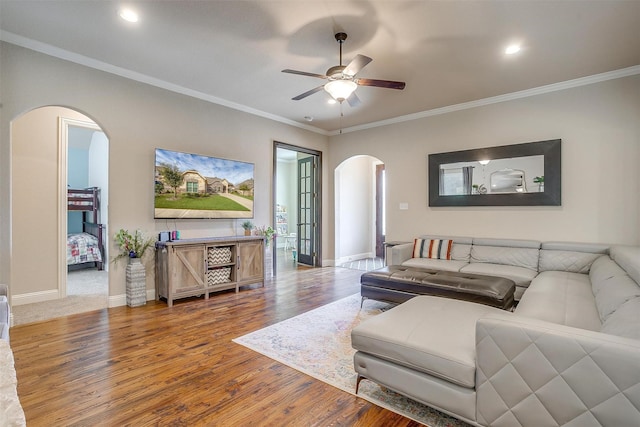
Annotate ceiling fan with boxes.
[282,32,406,107]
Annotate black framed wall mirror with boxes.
[428,139,561,207]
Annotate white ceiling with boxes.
[1,1,639,134]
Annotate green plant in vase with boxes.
[113,229,155,264]
[255,225,276,247]
[241,220,254,236]
[533,176,544,192]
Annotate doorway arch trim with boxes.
[58,117,102,297]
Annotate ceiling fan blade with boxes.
[346,92,361,107]
[356,78,406,90]
[343,54,372,76]
[292,85,325,101]
[282,69,328,79]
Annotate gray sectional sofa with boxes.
[390,236,611,301]
[352,237,640,426]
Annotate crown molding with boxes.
[2,31,637,138]
[331,64,640,136]
[0,31,331,136]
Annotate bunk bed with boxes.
[67,187,104,270]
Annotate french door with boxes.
[273,142,321,270]
[375,164,385,258]
[297,156,316,266]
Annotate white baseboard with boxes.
[335,252,376,265]
[108,289,156,308]
[11,289,59,306]
[108,294,126,307]
[13,289,158,308]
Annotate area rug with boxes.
[233,294,470,427]
[339,257,384,271]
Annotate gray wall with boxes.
[0,42,328,303]
[1,41,638,304]
[328,75,640,246]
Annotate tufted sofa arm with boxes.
[475,315,640,427]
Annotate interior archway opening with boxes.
[10,106,110,325]
[334,155,385,271]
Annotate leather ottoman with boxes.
[360,265,516,310]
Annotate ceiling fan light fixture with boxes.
[505,44,521,55]
[283,31,405,105]
[324,80,357,102]
[118,8,139,23]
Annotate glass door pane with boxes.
[297,156,315,266]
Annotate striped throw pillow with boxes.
[413,238,453,260]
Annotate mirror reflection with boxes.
[429,139,560,207]
[439,155,544,196]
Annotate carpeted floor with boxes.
[233,294,470,427]
[12,269,108,326]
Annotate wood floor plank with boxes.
[11,267,421,426]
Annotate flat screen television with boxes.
[154,148,254,219]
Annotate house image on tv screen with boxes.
[154,148,255,219]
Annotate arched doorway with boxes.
[10,106,109,324]
[334,155,385,271]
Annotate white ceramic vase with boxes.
[126,257,146,307]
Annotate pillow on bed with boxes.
[413,238,453,260]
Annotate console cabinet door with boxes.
[237,240,264,282]
[170,245,206,293]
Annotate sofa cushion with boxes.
[538,250,603,273]
[590,256,640,321]
[540,241,610,253]
[451,244,472,262]
[594,275,640,321]
[460,263,538,288]
[402,258,467,272]
[351,296,507,389]
[601,297,640,340]
[472,238,541,250]
[471,239,540,271]
[413,238,452,260]
[515,271,602,331]
[610,245,640,285]
[590,255,627,286]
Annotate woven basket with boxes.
[208,246,232,265]
[207,267,231,286]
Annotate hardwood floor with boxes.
[10,266,421,426]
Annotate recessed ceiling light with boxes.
[118,8,139,23]
[505,44,521,55]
